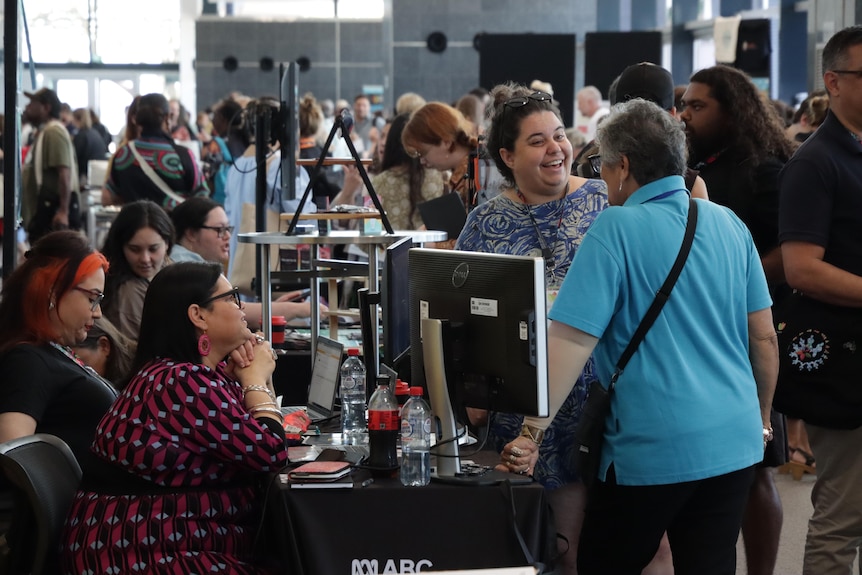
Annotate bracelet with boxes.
[763,426,774,444]
[249,401,279,410]
[249,406,284,418]
[520,424,546,446]
[243,385,275,401]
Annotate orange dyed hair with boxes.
[0,231,108,354]
[401,102,478,156]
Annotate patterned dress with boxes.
[456,178,607,488]
[61,358,289,574]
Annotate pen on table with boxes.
[360,478,374,488]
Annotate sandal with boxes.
[777,447,816,480]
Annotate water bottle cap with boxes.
[409,386,423,396]
[347,348,360,356]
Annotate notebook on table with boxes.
[281,336,344,423]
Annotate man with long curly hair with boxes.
[681,64,795,575]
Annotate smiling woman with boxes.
[0,230,118,468]
[100,200,175,341]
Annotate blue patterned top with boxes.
[456,177,607,488]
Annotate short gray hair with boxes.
[595,99,686,187]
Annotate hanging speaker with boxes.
[259,57,274,72]
[427,31,448,54]
[473,33,485,52]
[222,56,238,72]
[296,56,311,72]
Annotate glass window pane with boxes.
[94,0,181,63]
[99,80,137,140]
[56,79,89,110]
[22,0,90,63]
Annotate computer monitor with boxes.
[408,248,549,484]
[382,236,412,369]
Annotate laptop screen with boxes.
[307,336,344,415]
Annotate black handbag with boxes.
[574,199,698,487]
[773,290,862,429]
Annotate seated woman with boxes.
[170,196,322,328]
[70,316,136,390]
[0,230,117,467]
[100,200,174,341]
[61,262,287,574]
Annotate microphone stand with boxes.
[285,112,393,236]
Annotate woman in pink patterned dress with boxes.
[61,261,288,574]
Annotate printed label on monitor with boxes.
[519,320,528,341]
[470,297,498,317]
[419,300,429,339]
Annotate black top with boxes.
[780,110,862,277]
[694,150,783,257]
[73,127,110,177]
[0,344,118,467]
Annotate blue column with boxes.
[631,0,659,30]
[778,0,807,103]
[720,0,755,17]
[597,0,626,31]
[671,0,699,84]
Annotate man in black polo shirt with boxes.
[778,26,862,575]
[680,64,795,575]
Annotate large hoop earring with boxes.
[198,333,211,356]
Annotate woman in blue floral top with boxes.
[455,82,607,574]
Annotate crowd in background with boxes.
[3,23,862,575]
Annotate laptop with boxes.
[281,336,344,423]
[417,192,467,238]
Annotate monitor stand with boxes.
[422,318,532,487]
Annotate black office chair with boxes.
[0,434,82,575]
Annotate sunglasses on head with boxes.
[504,91,553,109]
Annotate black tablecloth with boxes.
[263,473,553,574]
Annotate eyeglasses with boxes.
[73,287,105,312]
[504,91,553,109]
[587,154,601,175]
[200,225,235,239]
[831,69,862,78]
[200,287,241,309]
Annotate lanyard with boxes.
[48,341,119,396]
[516,183,569,280]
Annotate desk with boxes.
[265,475,552,574]
[238,230,446,374]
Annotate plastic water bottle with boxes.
[400,387,432,487]
[340,348,367,444]
[367,375,400,473]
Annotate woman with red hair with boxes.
[0,230,118,467]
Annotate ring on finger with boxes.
[509,453,516,463]
[512,446,522,457]
[271,350,278,361]
[255,334,265,344]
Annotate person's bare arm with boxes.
[760,246,785,287]
[242,300,329,330]
[500,321,598,473]
[52,166,72,228]
[748,307,778,428]
[0,412,38,444]
[783,241,862,307]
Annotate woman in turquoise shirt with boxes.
[501,99,778,575]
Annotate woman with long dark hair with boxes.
[101,200,174,341]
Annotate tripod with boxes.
[285,110,393,236]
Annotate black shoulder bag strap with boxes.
[609,198,698,392]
